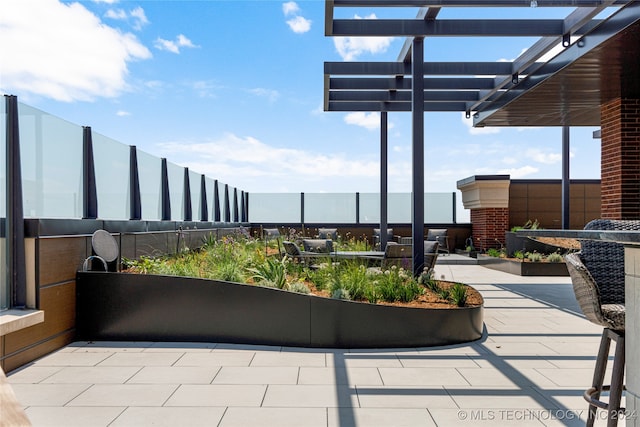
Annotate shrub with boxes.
[289,282,311,294]
[486,248,503,258]
[526,251,543,262]
[247,257,288,290]
[332,288,351,300]
[513,250,525,260]
[449,283,468,307]
[546,252,564,263]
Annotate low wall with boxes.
[76,272,484,349]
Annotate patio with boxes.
[5,262,624,427]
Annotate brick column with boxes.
[601,98,640,219]
[457,175,510,251]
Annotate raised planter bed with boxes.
[76,272,484,348]
[477,254,568,276]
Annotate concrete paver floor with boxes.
[6,265,627,426]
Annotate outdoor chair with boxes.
[283,240,332,268]
[373,228,394,250]
[318,228,338,240]
[380,242,412,269]
[82,229,119,272]
[302,238,334,253]
[564,219,640,426]
[423,241,439,277]
[262,227,282,256]
[426,229,449,255]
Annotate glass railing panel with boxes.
[205,177,216,222]
[387,193,411,223]
[228,186,238,221]
[19,103,83,218]
[305,193,356,224]
[1,99,6,309]
[426,193,454,223]
[92,132,129,220]
[166,162,184,221]
[248,193,300,223]
[137,150,161,220]
[218,181,228,222]
[188,170,201,220]
[359,193,379,223]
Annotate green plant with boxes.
[486,248,503,258]
[513,250,525,260]
[546,252,564,263]
[289,282,311,294]
[332,288,351,300]
[449,282,468,307]
[247,257,289,290]
[525,251,543,262]
[437,287,451,301]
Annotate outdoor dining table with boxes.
[517,229,640,427]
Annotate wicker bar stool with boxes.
[564,219,640,427]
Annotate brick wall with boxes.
[601,98,640,219]
[470,208,509,251]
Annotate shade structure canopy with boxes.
[324,0,640,127]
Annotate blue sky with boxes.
[1,0,602,211]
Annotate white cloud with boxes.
[157,133,381,192]
[248,88,280,103]
[104,6,149,31]
[0,0,151,102]
[333,14,393,61]
[526,148,562,164]
[282,2,311,34]
[116,110,130,117]
[282,1,300,16]
[344,112,381,131]
[460,112,500,135]
[498,165,539,178]
[286,16,312,34]
[154,34,198,54]
[190,80,220,98]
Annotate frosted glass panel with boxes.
[137,150,161,220]
[188,170,201,220]
[359,193,379,223]
[19,103,82,218]
[93,132,129,219]
[305,193,356,223]
[248,193,300,223]
[205,177,216,222]
[166,162,184,221]
[218,181,228,222]
[229,186,238,221]
[426,193,454,223]
[388,193,411,223]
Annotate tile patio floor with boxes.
[6,263,628,426]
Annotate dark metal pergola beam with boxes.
[325,61,515,76]
[329,91,480,102]
[327,101,472,112]
[332,0,624,6]
[329,77,497,90]
[331,19,566,37]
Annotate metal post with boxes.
[301,192,305,225]
[129,146,141,220]
[82,126,98,219]
[380,111,389,250]
[411,38,425,277]
[562,126,570,229]
[240,191,246,222]
[224,185,230,222]
[452,192,457,224]
[160,158,171,221]
[355,192,360,224]
[213,180,221,222]
[200,174,208,221]
[233,188,239,222]
[244,192,249,222]
[5,95,26,308]
[183,168,192,221]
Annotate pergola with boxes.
[323,0,640,276]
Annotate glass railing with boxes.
[248,192,456,224]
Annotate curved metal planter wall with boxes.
[76,272,483,348]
